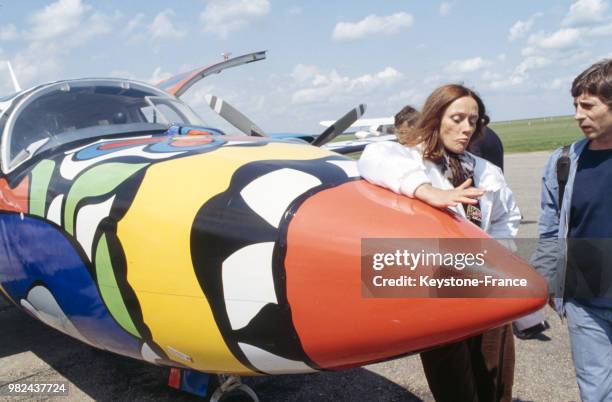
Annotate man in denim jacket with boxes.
[531,59,612,402]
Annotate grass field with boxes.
[334,114,583,156]
[489,115,582,153]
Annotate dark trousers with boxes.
[420,324,515,402]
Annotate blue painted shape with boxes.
[148,136,226,153]
[74,131,228,161]
[180,369,210,397]
[269,132,315,141]
[0,213,141,360]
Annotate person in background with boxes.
[531,58,612,402]
[467,115,504,171]
[359,84,520,402]
[394,105,419,134]
[469,115,549,340]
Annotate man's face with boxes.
[574,92,612,142]
[395,121,410,133]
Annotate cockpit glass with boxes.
[141,97,205,126]
[7,82,206,165]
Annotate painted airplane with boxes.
[0,51,547,401]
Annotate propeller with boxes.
[204,94,266,137]
[312,104,366,147]
[205,94,367,148]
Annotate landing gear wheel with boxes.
[209,375,259,402]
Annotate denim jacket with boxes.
[530,138,588,315]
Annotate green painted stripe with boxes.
[96,234,140,338]
[64,162,147,235]
[29,160,56,217]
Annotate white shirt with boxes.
[357,141,521,239]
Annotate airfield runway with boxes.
[0,151,581,402]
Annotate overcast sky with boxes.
[0,0,611,133]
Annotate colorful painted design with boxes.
[0,213,143,359]
[0,129,547,375]
[0,176,29,213]
[190,157,356,373]
[95,233,140,338]
[0,132,355,373]
[29,160,55,217]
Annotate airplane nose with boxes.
[284,180,547,370]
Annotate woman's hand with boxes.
[414,178,485,208]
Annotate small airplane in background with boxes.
[0,51,546,401]
[320,116,395,139]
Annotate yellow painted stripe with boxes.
[118,143,330,373]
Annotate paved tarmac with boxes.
[0,151,581,402]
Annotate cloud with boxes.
[26,0,89,41]
[485,56,551,90]
[509,20,532,42]
[439,2,453,16]
[515,56,551,75]
[508,13,542,42]
[83,12,115,43]
[388,88,424,106]
[200,0,270,38]
[482,71,502,81]
[24,0,114,49]
[332,12,414,41]
[562,0,608,27]
[526,28,581,51]
[123,13,146,43]
[541,76,574,90]
[488,74,526,90]
[147,66,173,84]
[0,25,18,41]
[587,21,612,36]
[149,9,186,39]
[290,64,320,83]
[125,13,145,34]
[445,57,489,73]
[291,66,403,104]
[13,0,115,86]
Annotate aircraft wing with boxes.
[322,134,398,154]
[156,51,266,97]
[319,117,393,129]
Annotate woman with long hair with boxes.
[358,84,520,402]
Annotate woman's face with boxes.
[439,96,479,154]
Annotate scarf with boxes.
[439,151,476,188]
[438,151,482,227]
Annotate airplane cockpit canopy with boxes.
[0,79,206,173]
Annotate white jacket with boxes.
[358,141,521,239]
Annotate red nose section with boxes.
[284,181,547,370]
